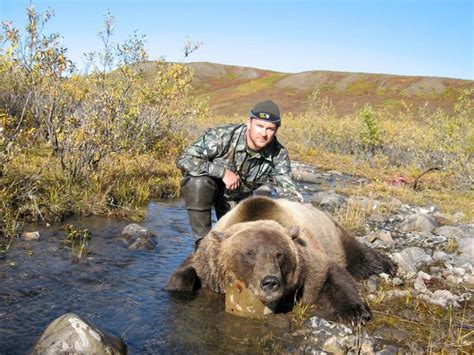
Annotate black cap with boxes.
[249,100,281,126]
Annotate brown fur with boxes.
[166,196,396,324]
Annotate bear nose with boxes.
[260,276,281,293]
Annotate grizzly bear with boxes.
[166,196,396,324]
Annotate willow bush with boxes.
[282,89,473,189]
[0,6,209,240]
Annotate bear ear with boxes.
[287,225,300,239]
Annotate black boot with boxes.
[187,209,212,238]
[181,176,217,238]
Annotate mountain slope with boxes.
[185,62,473,116]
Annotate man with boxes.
[177,100,303,238]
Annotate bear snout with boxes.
[260,275,281,293]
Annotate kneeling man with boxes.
[177,100,303,237]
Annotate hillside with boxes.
[183,62,473,116]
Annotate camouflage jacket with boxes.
[176,123,303,202]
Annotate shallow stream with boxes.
[0,200,300,354]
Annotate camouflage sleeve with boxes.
[176,127,229,179]
[271,150,304,203]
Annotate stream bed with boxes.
[0,200,301,354]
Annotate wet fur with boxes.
[166,196,396,324]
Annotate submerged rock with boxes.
[121,223,155,250]
[32,313,126,354]
[21,231,40,241]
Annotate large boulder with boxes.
[31,313,126,354]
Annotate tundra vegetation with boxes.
[1,5,473,353]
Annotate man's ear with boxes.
[247,117,252,129]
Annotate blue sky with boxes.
[1,0,473,80]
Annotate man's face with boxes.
[246,118,278,151]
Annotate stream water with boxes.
[0,166,368,354]
[0,200,299,354]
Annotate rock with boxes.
[451,212,466,223]
[386,197,403,210]
[293,170,323,184]
[376,345,400,355]
[399,213,439,234]
[465,275,474,288]
[393,247,433,274]
[121,223,155,250]
[392,277,404,286]
[432,226,464,240]
[368,213,386,223]
[21,231,40,241]
[323,335,347,353]
[420,290,460,308]
[128,237,153,250]
[457,238,474,262]
[311,191,346,211]
[413,271,431,293]
[32,313,126,354]
[432,251,448,261]
[432,212,455,226]
[367,275,379,293]
[359,338,375,355]
[459,224,474,237]
[384,290,410,299]
[367,230,394,246]
[348,196,380,211]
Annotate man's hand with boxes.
[223,170,240,190]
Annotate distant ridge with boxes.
[142,61,474,116]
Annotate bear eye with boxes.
[276,252,284,260]
[245,250,255,258]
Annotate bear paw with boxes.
[334,301,372,326]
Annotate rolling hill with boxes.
[185,62,473,117]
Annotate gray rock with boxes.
[21,231,40,241]
[459,224,474,237]
[432,225,464,240]
[367,230,394,246]
[376,345,400,355]
[293,170,323,184]
[323,335,347,353]
[451,212,466,223]
[413,271,431,293]
[311,191,346,211]
[419,290,460,308]
[348,196,381,210]
[32,313,126,354]
[399,213,439,234]
[457,237,474,262]
[432,250,448,261]
[121,223,155,250]
[386,197,403,210]
[393,247,433,274]
[368,213,386,223]
[367,275,379,293]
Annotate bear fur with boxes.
[166,196,396,324]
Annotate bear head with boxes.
[212,220,303,305]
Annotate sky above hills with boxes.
[1,0,472,80]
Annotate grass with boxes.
[365,281,473,353]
